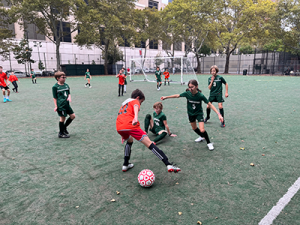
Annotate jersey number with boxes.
[64,91,67,97]
[118,103,128,115]
[192,104,196,110]
[213,82,216,86]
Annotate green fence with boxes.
[61,64,105,76]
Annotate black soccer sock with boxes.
[118,86,121,96]
[121,85,124,96]
[144,114,151,133]
[35,79,36,83]
[123,142,133,166]
[59,122,65,134]
[153,132,167,143]
[193,128,202,136]
[65,117,73,128]
[200,131,211,143]
[86,83,88,85]
[159,83,162,87]
[157,84,159,89]
[206,108,211,119]
[148,143,171,166]
[164,81,166,85]
[32,79,34,84]
[168,81,170,85]
[89,83,91,86]
[219,108,224,119]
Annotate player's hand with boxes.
[170,133,177,137]
[218,114,223,123]
[132,118,138,126]
[54,107,57,112]
[67,96,71,102]
[225,93,229,98]
[160,96,166,100]
[211,76,215,82]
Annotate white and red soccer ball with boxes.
[138,169,155,187]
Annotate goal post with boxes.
[129,56,198,85]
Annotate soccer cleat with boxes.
[122,163,134,172]
[195,136,205,142]
[58,133,70,138]
[167,164,181,173]
[85,85,87,87]
[64,129,69,135]
[204,117,210,123]
[6,99,12,102]
[220,121,225,128]
[207,143,214,151]
[89,86,92,88]
[3,98,7,103]
[124,91,126,93]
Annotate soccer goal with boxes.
[129,56,198,85]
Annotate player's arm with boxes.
[132,104,139,125]
[90,75,92,79]
[52,86,58,111]
[84,75,86,80]
[225,83,228,97]
[67,94,71,102]
[53,98,58,111]
[116,74,119,78]
[163,120,177,137]
[207,102,223,122]
[160,94,180,100]
[208,76,215,90]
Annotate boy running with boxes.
[8,72,20,93]
[144,102,177,145]
[84,69,92,88]
[52,71,76,138]
[161,79,223,151]
[0,66,11,103]
[205,65,228,127]
[163,68,170,86]
[116,89,181,173]
[155,67,162,90]
[31,69,36,84]
[116,70,126,97]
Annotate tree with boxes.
[239,45,254,54]
[213,0,276,73]
[13,38,35,74]
[75,0,135,75]
[10,0,78,70]
[0,4,15,59]
[105,44,124,64]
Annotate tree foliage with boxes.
[0,4,15,59]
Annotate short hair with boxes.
[210,65,219,73]
[31,68,34,70]
[156,67,160,69]
[131,89,145,100]
[0,66,2,69]
[153,102,163,110]
[54,71,66,80]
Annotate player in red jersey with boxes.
[116,69,126,97]
[0,66,11,103]
[8,72,20,93]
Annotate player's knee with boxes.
[145,114,151,120]
[70,114,75,120]
[200,128,205,133]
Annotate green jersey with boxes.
[155,70,161,79]
[85,72,90,78]
[208,75,226,97]
[180,91,209,116]
[31,71,36,78]
[153,111,167,131]
[52,83,71,111]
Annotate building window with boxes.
[148,0,158,9]
[174,41,182,51]
[163,41,171,50]
[25,23,45,40]
[149,40,158,49]
[54,22,71,42]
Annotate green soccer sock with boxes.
[153,132,167,143]
[144,114,151,133]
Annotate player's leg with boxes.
[32,78,34,84]
[124,85,126,93]
[35,78,36,83]
[205,104,211,123]
[157,82,159,90]
[5,88,11,102]
[199,122,213,150]
[118,84,121,96]
[153,130,167,144]
[144,114,154,133]
[168,78,170,85]
[164,78,166,86]
[189,116,204,142]
[1,88,7,103]
[218,102,225,127]
[140,136,181,173]
[58,116,69,138]
[64,110,75,134]
[123,136,134,171]
[121,85,124,96]
[15,82,18,93]
[159,81,162,87]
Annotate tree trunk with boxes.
[196,53,201,73]
[56,42,61,71]
[104,41,109,75]
[224,52,230,74]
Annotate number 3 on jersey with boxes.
[192,104,196,110]
[118,103,128,115]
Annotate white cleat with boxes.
[207,143,214,151]
[122,163,134,172]
[167,164,181,173]
[195,137,205,142]
[89,86,92,88]
[85,85,87,87]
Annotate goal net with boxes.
[129,56,198,85]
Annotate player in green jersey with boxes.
[205,65,228,127]
[84,69,92,88]
[52,71,76,138]
[122,67,127,93]
[144,102,177,145]
[31,69,36,84]
[155,67,162,90]
[161,79,223,151]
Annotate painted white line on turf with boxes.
[258,177,300,225]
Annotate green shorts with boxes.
[57,105,74,117]
[32,75,36,79]
[208,95,224,103]
[156,78,161,82]
[150,127,165,135]
[188,114,204,123]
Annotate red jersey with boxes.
[118,74,126,85]
[8,75,18,82]
[163,71,170,78]
[0,72,8,87]
[116,98,141,131]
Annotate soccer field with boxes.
[1,74,300,224]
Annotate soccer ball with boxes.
[138,169,155,187]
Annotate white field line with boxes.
[259,177,300,225]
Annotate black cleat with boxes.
[58,133,70,138]
[64,129,69,135]
[204,117,210,123]
[220,121,225,128]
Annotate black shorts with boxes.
[188,114,204,123]
[0,86,9,90]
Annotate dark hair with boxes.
[186,79,201,92]
[0,66,2,69]
[210,65,219,73]
[54,71,66,80]
[153,102,163,109]
[131,89,145,100]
